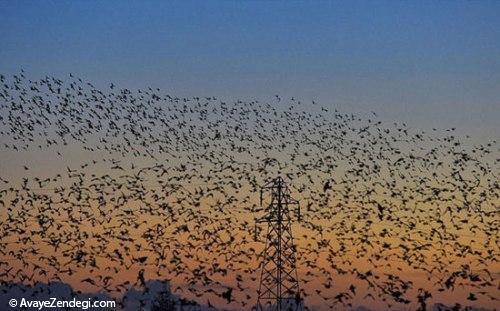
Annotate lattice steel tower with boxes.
[254,176,304,311]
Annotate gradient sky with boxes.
[1,4,499,308]
[1,0,499,138]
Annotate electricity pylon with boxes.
[254,176,304,311]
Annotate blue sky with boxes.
[1,0,499,137]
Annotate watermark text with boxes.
[8,297,115,310]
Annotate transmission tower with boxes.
[254,176,304,311]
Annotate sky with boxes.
[0,3,499,309]
[1,1,499,138]
[0,1,500,138]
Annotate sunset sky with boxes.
[0,2,499,311]
[1,1,499,137]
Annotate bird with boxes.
[0,70,497,310]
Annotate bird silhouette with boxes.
[0,71,497,310]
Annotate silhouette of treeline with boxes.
[0,280,213,310]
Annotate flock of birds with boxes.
[0,71,498,310]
